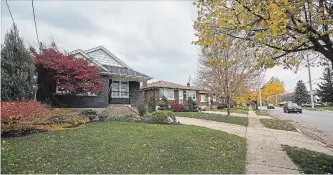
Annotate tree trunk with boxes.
[254,101,258,110]
[226,96,231,116]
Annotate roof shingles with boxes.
[141,80,199,90]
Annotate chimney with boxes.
[187,75,191,87]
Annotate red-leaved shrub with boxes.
[30,44,104,95]
[1,100,49,133]
[171,103,186,112]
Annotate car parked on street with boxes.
[267,104,275,109]
[283,103,302,113]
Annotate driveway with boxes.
[265,107,333,148]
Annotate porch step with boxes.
[106,105,138,116]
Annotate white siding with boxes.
[86,49,123,67]
[73,53,87,60]
[73,53,95,66]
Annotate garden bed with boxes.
[1,122,247,174]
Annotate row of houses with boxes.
[37,46,222,109]
[141,80,221,108]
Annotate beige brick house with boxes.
[140,80,220,108]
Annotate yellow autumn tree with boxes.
[193,0,333,69]
[261,79,285,105]
[235,88,260,108]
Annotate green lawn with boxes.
[283,145,333,174]
[259,119,297,131]
[303,106,333,111]
[175,112,248,126]
[1,122,247,174]
[211,106,249,114]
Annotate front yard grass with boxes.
[259,119,297,131]
[1,122,247,174]
[283,145,333,174]
[175,112,248,126]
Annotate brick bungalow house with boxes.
[37,46,151,108]
[140,80,220,108]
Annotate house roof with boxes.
[70,46,152,81]
[85,46,131,69]
[70,49,109,71]
[141,80,199,90]
[102,65,150,79]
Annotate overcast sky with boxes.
[1,1,326,92]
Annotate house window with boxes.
[213,96,217,102]
[160,88,174,100]
[187,91,196,100]
[200,94,207,102]
[111,81,129,98]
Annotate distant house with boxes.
[37,46,151,108]
[140,80,220,108]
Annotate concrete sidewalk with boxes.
[176,117,246,137]
[176,109,333,174]
[246,110,299,174]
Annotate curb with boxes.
[295,127,301,133]
[297,127,333,153]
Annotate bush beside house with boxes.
[1,101,89,135]
[157,96,169,110]
[188,97,199,112]
[148,97,156,113]
[147,111,177,124]
[171,103,186,112]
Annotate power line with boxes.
[5,0,15,25]
[31,0,40,48]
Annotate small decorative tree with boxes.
[148,97,156,113]
[137,104,147,117]
[30,43,104,99]
[158,96,169,110]
[188,97,198,112]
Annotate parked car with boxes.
[302,103,311,107]
[315,103,323,107]
[267,104,275,109]
[283,103,302,113]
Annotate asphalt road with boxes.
[264,107,333,147]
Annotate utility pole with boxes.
[306,54,315,110]
[275,95,278,106]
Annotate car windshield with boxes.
[289,103,299,107]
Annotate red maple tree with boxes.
[31,44,104,95]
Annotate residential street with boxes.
[265,107,333,148]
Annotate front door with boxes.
[179,90,183,104]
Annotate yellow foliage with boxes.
[192,0,333,69]
[261,80,285,101]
